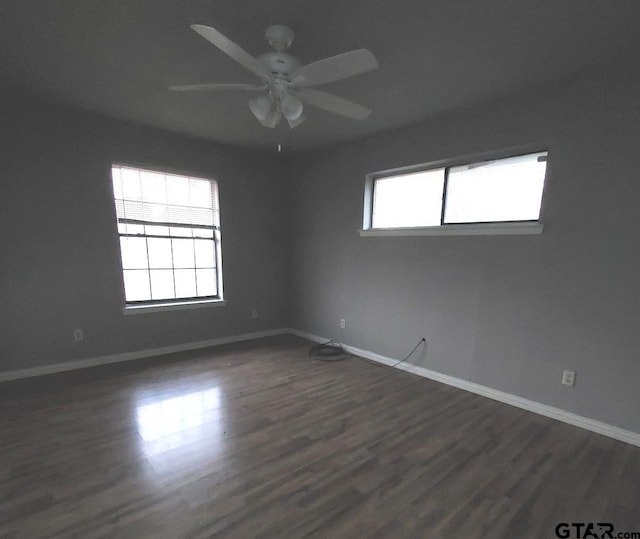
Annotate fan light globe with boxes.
[249,95,273,121]
[281,94,303,121]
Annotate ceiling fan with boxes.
[170,24,378,128]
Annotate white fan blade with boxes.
[191,24,272,81]
[287,114,306,129]
[290,49,378,87]
[292,88,371,120]
[169,83,266,92]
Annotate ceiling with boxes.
[2,0,640,151]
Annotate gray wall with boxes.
[2,65,639,434]
[288,66,640,433]
[1,89,290,372]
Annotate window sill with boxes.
[359,222,543,237]
[123,299,226,315]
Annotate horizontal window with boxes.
[365,151,548,230]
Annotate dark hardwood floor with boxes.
[1,335,639,538]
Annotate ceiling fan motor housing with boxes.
[258,52,301,78]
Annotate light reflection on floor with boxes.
[135,387,224,459]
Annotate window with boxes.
[365,151,548,232]
[372,168,445,228]
[111,165,223,307]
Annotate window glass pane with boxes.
[166,175,191,206]
[172,238,195,268]
[372,168,445,228]
[193,228,214,239]
[121,168,141,200]
[183,206,214,227]
[143,202,169,223]
[150,270,175,300]
[194,239,215,268]
[170,226,192,237]
[121,199,143,221]
[120,237,148,269]
[196,268,217,297]
[114,199,125,220]
[210,184,219,211]
[123,270,151,301]
[147,238,173,269]
[140,171,167,204]
[127,224,144,235]
[145,225,170,236]
[175,269,197,298]
[210,209,220,227]
[190,178,213,208]
[444,153,547,223]
[117,222,127,234]
[112,168,123,199]
[166,205,206,226]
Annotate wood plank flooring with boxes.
[1,335,639,538]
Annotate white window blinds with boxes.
[112,165,219,229]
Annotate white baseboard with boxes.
[0,328,289,383]
[289,329,640,448]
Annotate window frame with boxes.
[362,148,548,236]
[110,163,225,311]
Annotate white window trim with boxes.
[359,222,543,237]
[123,299,226,315]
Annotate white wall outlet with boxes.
[340,318,346,329]
[73,329,84,342]
[251,308,258,319]
[562,370,576,387]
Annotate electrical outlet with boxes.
[340,318,346,329]
[562,370,576,387]
[73,329,84,342]
[251,308,258,319]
